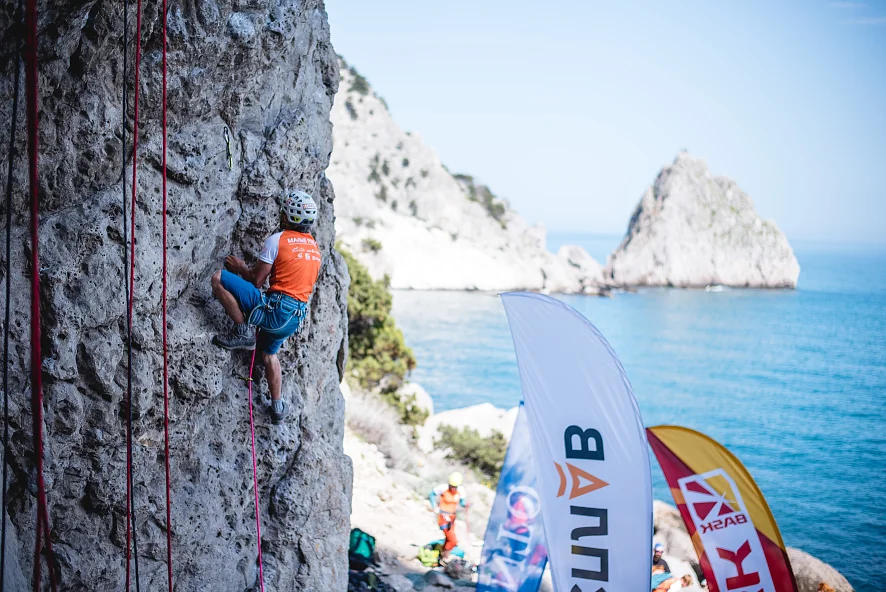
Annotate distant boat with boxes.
[705,284,727,292]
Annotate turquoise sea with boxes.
[391,235,886,592]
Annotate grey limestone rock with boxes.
[788,547,855,592]
[0,0,350,589]
[607,153,800,288]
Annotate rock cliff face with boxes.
[0,1,350,589]
[607,153,800,288]
[328,62,603,293]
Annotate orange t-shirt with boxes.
[432,484,466,514]
[258,230,321,302]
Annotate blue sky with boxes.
[326,1,886,243]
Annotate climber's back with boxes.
[259,229,322,303]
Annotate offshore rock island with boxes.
[606,153,800,289]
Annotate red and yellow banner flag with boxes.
[647,426,798,592]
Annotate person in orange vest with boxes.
[210,190,321,424]
[429,472,469,562]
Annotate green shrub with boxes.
[375,186,388,202]
[408,200,418,217]
[454,174,508,229]
[361,238,382,253]
[402,158,409,168]
[348,67,370,95]
[381,160,391,177]
[435,426,507,485]
[339,246,417,417]
[381,391,428,427]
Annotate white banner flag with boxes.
[501,293,652,592]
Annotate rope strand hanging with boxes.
[122,0,144,586]
[24,0,58,587]
[246,348,266,592]
[1,0,24,587]
[160,0,174,586]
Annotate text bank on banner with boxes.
[478,403,548,592]
[501,293,652,592]
[647,426,798,592]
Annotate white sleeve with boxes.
[258,232,282,264]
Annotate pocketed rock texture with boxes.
[607,153,800,288]
[328,61,603,293]
[0,1,351,590]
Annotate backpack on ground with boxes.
[417,542,442,567]
[349,528,377,571]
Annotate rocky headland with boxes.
[607,153,800,288]
[327,61,604,294]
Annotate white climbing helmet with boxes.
[281,190,318,226]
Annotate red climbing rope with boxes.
[246,348,266,592]
[160,0,173,587]
[125,0,144,587]
[24,0,58,589]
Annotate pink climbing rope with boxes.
[125,0,145,587]
[24,0,58,588]
[246,348,266,592]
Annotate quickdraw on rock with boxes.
[224,126,233,170]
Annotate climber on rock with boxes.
[210,190,322,423]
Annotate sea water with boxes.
[391,236,886,591]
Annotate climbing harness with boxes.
[224,126,233,170]
[25,0,58,587]
[160,0,174,587]
[246,347,266,592]
[1,0,23,587]
[123,0,145,586]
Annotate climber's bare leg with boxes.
[211,270,246,325]
[261,351,282,401]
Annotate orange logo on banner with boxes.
[554,462,609,499]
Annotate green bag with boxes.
[349,528,376,561]
[417,543,441,567]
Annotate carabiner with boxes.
[223,126,233,170]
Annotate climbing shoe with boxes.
[212,323,256,351]
[270,399,289,425]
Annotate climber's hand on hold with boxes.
[225,255,248,276]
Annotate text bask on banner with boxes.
[647,426,798,592]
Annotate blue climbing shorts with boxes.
[219,270,308,354]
